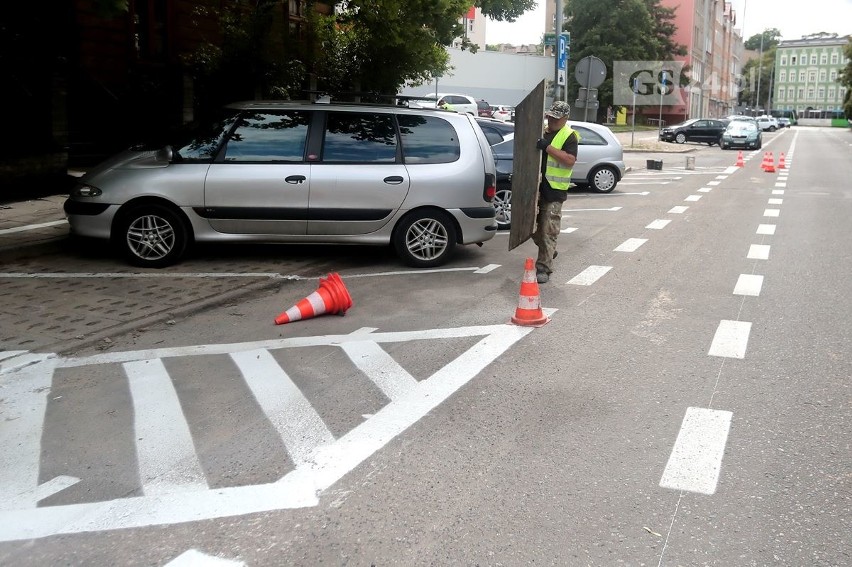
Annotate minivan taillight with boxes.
[484,173,496,202]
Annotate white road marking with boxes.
[614,238,647,252]
[618,181,671,186]
[772,189,785,195]
[708,320,752,359]
[775,182,786,187]
[646,219,671,230]
[715,175,728,180]
[124,359,208,496]
[768,198,783,205]
[698,188,712,193]
[0,220,67,235]
[748,245,770,260]
[561,227,578,233]
[763,209,780,217]
[567,265,612,285]
[231,349,335,467]
[723,166,739,174]
[734,274,764,296]
[474,264,501,274]
[660,407,732,495]
[756,224,776,235]
[707,181,721,186]
[668,206,689,214]
[33,476,81,503]
[165,549,245,567]
[339,341,419,401]
[685,195,702,202]
[562,207,622,213]
[0,350,28,362]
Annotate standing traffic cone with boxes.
[764,152,776,173]
[760,152,769,170]
[778,152,786,168]
[735,151,744,167]
[275,273,353,324]
[511,258,550,327]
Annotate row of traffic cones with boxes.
[735,151,786,171]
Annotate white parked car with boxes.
[413,93,478,115]
[489,105,514,122]
[755,115,779,132]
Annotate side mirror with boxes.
[156,145,174,163]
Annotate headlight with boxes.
[71,184,102,197]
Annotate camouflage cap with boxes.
[545,101,570,119]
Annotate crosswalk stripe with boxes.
[124,359,208,495]
[230,349,335,467]
[340,341,419,401]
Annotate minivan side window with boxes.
[223,111,310,162]
[322,112,398,163]
[398,115,461,164]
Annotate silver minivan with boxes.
[65,101,499,268]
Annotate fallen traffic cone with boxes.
[511,258,550,327]
[275,273,353,325]
[735,151,744,167]
[778,152,786,168]
[764,151,776,173]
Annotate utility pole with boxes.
[755,32,764,113]
[554,0,563,102]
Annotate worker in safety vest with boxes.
[533,101,579,284]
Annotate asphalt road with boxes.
[1,127,851,566]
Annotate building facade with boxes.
[773,35,850,118]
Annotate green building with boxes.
[773,34,850,119]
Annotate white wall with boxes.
[399,48,555,107]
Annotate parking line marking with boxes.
[567,265,612,286]
[660,407,732,495]
[775,182,786,188]
[708,320,752,359]
[646,219,671,230]
[685,195,702,202]
[768,198,783,205]
[561,227,578,234]
[772,190,785,195]
[707,181,721,186]
[165,549,245,567]
[724,166,739,174]
[748,244,770,260]
[757,224,776,235]
[698,188,712,193]
[124,359,208,496]
[474,264,501,274]
[734,274,764,296]
[715,175,728,180]
[614,238,648,252]
[562,207,622,213]
[668,206,689,214]
[764,209,780,217]
[0,220,67,235]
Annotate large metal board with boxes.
[508,80,546,251]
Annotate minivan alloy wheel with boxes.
[119,204,188,267]
[394,210,457,268]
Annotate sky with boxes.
[484,0,852,45]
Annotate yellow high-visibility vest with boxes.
[544,126,579,190]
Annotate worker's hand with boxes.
[536,138,549,151]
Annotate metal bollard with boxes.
[685,156,695,170]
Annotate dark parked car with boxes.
[659,118,729,145]
[475,117,514,146]
[476,99,492,117]
[719,120,762,150]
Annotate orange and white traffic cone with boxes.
[735,151,744,167]
[778,152,786,169]
[275,273,353,324]
[764,151,776,173]
[511,258,550,327]
[760,152,769,170]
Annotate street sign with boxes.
[575,56,606,88]
[544,32,570,47]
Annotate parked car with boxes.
[725,115,759,125]
[777,117,792,128]
[475,117,514,146]
[476,99,492,117]
[65,101,498,268]
[659,118,729,145]
[755,115,779,131]
[719,120,762,150]
[413,93,479,115]
[490,105,515,122]
[490,121,626,229]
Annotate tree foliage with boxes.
[841,37,852,119]
[744,28,780,51]
[738,48,775,112]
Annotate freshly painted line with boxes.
[668,206,689,214]
[646,219,671,230]
[474,264,501,274]
[339,341,419,401]
[748,244,770,260]
[230,349,335,467]
[33,476,81,503]
[561,227,578,233]
[756,224,776,235]
[685,195,702,202]
[0,272,291,279]
[562,207,622,213]
[775,182,786,187]
[763,209,780,217]
[772,189,785,195]
[614,238,647,252]
[0,220,67,236]
[0,360,56,510]
[707,180,721,186]
[734,274,764,296]
[768,198,783,205]
[0,350,28,362]
[698,188,712,193]
[618,181,671,186]
[715,175,728,180]
[0,352,54,374]
[708,320,752,359]
[124,359,208,496]
[660,407,732,495]
[724,166,739,174]
[165,549,245,567]
[567,265,612,286]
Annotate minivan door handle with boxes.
[383,176,404,185]
[285,175,306,184]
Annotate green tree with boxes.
[744,28,780,51]
[841,37,852,119]
[563,0,686,119]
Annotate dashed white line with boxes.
[698,188,712,193]
[561,227,578,234]
[707,181,721,186]
[768,198,783,205]
[748,244,770,260]
[646,219,671,230]
[708,320,752,359]
[668,206,689,214]
[567,265,612,286]
[772,189,785,195]
[734,274,764,296]
[685,195,702,202]
[614,238,648,252]
[756,224,776,235]
[763,209,780,217]
[660,407,733,495]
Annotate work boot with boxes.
[553,250,558,259]
[536,270,549,284]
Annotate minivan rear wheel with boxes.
[117,204,188,268]
[493,188,512,230]
[393,210,457,268]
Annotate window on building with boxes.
[808,88,814,98]
[778,87,784,100]
[790,56,796,65]
[788,87,795,99]
[810,54,817,64]
[798,88,804,99]
[780,70,786,82]
[818,87,825,98]
[799,71,806,82]
[819,70,826,81]
[831,53,838,64]
[781,56,787,66]
[820,54,827,64]
[830,70,837,81]
[829,88,835,100]
[132,0,169,62]
[808,71,816,82]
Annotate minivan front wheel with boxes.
[117,204,188,268]
[393,210,457,268]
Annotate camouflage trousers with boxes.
[532,199,563,274]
